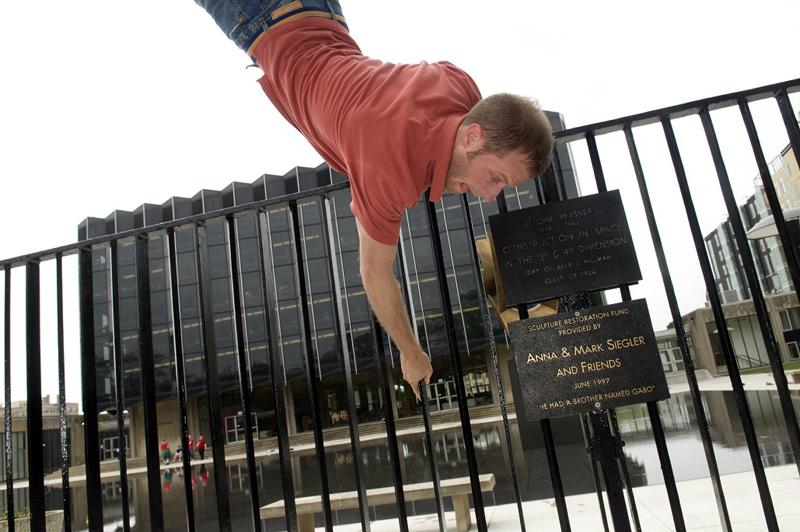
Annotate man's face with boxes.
[445,148,530,203]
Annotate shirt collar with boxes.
[428,114,465,203]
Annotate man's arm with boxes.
[356,219,433,399]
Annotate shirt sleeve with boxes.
[348,168,404,246]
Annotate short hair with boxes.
[463,93,555,178]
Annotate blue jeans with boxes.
[195,0,346,54]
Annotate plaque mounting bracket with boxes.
[586,411,625,462]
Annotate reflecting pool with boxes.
[19,389,800,530]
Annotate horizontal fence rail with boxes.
[0,78,798,532]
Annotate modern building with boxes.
[675,292,800,375]
[662,144,800,376]
[705,145,800,304]
[771,144,800,211]
[0,396,85,513]
[77,112,579,457]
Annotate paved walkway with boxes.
[335,464,799,531]
[668,370,800,394]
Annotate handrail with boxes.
[0,180,350,268]
[555,77,800,142]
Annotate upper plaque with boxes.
[488,190,642,308]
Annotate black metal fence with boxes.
[0,78,799,531]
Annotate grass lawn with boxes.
[740,359,800,375]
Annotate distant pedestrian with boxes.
[159,438,171,465]
[188,434,195,460]
[197,435,206,460]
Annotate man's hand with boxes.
[401,349,433,401]
[356,220,435,401]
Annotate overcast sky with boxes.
[1,1,799,403]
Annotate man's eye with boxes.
[491,176,501,183]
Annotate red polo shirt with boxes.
[253,18,481,245]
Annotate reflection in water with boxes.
[618,389,798,485]
[20,390,797,531]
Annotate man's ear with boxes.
[463,123,486,152]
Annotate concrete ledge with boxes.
[262,474,495,532]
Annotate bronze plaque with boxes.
[488,190,641,308]
[509,299,669,420]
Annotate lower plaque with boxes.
[509,298,669,420]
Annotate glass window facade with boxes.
[779,308,800,360]
[705,185,796,305]
[706,315,769,371]
[657,337,692,373]
[0,431,26,480]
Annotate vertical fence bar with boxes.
[370,317,409,531]
[460,195,526,531]
[321,196,371,532]
[226,215,263,532]
[288,200,333,531]
[701,107,800,475]
[614,287,675,532]
[661,116,779,531]
[109,242,132,532]
[646,402,686,532]
[540,416,572,531]
[740,100,800,326]
[496,190,571,532]
[138,234,166,532]
[776,89,800,177]
[194,222,233,532]
[55,255,72,532]
[25,260,45,530]
[4,266,14,532]
[587,411,631,532]
[538,163,563,205]
[550,147,568,202]
[586,130,643,531]
[423,192,488,531]
[608,408,641,532]
[164,228,195,531]
[257,209,298,532]
[395,235,445,532]
[415,388,444,531]
[619,285,632,301]
[79,247,103,531]
[580,414,610,532]
[585,131,608,192]
[623,124,731,531]
[534,176,546,206]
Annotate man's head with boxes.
[445,93,555,202]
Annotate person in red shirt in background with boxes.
[196,435,207,460]
[187,434,195,460]
[193,1,555,399]
[159,438,171,465]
